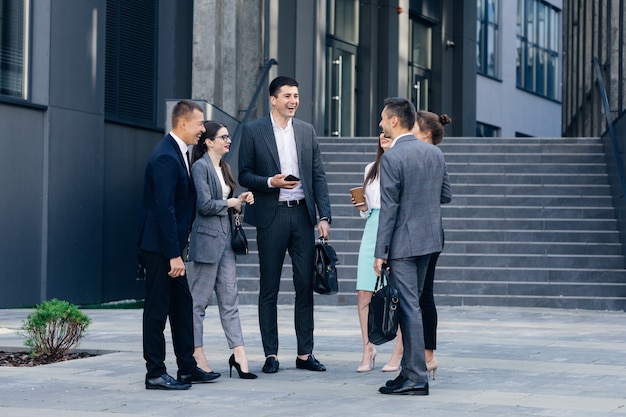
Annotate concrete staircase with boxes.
[236,136,626,311]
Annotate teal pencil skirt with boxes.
[356,208,379,292]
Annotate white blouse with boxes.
[360,161,380,218]
[213,165,231,200]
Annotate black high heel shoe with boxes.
[229,354,258,379]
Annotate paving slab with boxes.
[1,305,625,416]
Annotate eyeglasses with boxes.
[212,134,231,142]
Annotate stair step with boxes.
[236,136,626,311]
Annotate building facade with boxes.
[476,0,562,137]
[0,0,564,307]
[562,0,626,137]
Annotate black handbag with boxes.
[231,211,248,256]
[368,265,399,345]
[313,237,339,295]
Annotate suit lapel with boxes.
[166,135,186,168]
[166,134,193,184]
[262,116,281,170]
[293,119,303,164]
[202,154,223,197]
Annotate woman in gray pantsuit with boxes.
[187,120,257,379]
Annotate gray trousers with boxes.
[186,247,244,349]
[389,254,432,384]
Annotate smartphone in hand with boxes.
[284,174,300,181]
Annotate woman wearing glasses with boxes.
[187,120,257,379]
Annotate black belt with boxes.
[277,199,305,208]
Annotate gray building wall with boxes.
[0,0,195,307]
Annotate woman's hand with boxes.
[351,197,369,212]
[238,191,254,205]
[227,197,242,212]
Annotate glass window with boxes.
[0,0,29,99]
[516,0,560,100]
[476,122,501,137]
[477,0,499,78]
[327,0,358,43]
[411,20,431,69]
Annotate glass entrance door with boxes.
[326,41,356,137]
[409,17,432,111]
[410,71,430,111]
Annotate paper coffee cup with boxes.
[350,187,366,206]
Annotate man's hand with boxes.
[317,219,330,239]
[169,256,185,278]
[374,258,386,277]
[270,174,300,189]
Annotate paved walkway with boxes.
[1,305,625,416]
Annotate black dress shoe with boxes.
[145,373,191,390]
[379,380,429,395]
[177,367,221,384]
[262,356,280,373]
[295,354,326,371]
[385,374,407,387]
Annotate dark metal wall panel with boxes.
[101,124,159,302]
[0,104,45,307]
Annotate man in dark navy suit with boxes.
[137,100,220,390]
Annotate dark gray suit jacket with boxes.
[238,115,331,228]
[375,134,452,260]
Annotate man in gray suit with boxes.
[374,97,452,395]
[239,76,332,374]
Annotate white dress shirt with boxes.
[269,113,305,201]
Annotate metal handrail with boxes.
[227,58,278,161]
[593,56,626,198]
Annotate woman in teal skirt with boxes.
[352,133,393,372]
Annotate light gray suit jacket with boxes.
[238,114,331,228]
[188,154,232,264]
[374,134,452,260]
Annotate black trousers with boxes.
[420,251,440,350]
[256,204,315,356]
[141,250,196,378]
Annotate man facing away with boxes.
[238,76,332,374]
[374,97,452,395]
[137,100,221,390]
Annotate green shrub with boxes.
[21,298,91,360]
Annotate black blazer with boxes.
[136,135,196,259]
[238,115,331,228]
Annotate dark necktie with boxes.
[185,150,191,174]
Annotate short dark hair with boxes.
[383,97,416,130]
[269,76,299,97]
[171,100,203,128]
